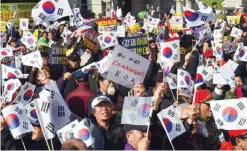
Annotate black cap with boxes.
[123,124,148,132]
[67,52,80,61]
[10,38,18,42]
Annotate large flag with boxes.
[183,7,216,27]
[1,64,23,79]
[159,37,180,63]
[13,82,36,106]
[73,119,94,147]
[31,0,73,25]
[25,102,40,126]
[210,98,247,130]
[121,97,154,125]
[57,120,79,144]
[157,105,186,141]
[2,79,22,103]
[0,47,13,59]
[166,73,177,89]
[97,32,118,50]
[234,43,247,62]
[21,30,37,50]
[20,18,29,30]
[195,0,213,14]
[177,69,191,88]
[21,51,42,69]
[2,103,34,138]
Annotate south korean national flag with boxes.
[0,47,13,59]
[234,43,247,62]
[13,82,36,106]
[2,103,34,138]
[1,64,23,79]
[31,0,73,25]
[20,18,29,31]
[21,51,42,69]
[212,41,224,61]
[157,105,186,141]
[230,27,243,38]
[160,37,180,63]
[25,102,39,126]
[21,30,37,50]
[210,98,247,130]
[158,58,174,77]
[97,32,118,50]
[177,69,191,89]
[56,120,79,144]
[0,32,7,43]
[195,65,213,88]
[2,79,22,103]
[166,73,177,89]
[157,26,165,42]
[213,29,223,42]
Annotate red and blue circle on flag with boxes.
[163,118,173,133]
[184,75,190,85]
[6,114,20,129]
[78,129,90,141]
[184,10,199,22]
[23,90,33,101]
[104,36,112,44]
[239,49,245,57]
[7,72,17,79]
[42,1,55,14]
[162,47,173,58]
[138,104,151,118]
[195,73,203,84]
[222,107,238,122]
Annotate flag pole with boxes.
[20,137,27,151]
[164,77,177,103]
[50,138,54,151]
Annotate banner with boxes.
[97,18,117,26]
[83,29,100,53]
[121,36,149,58]
[101,45,150,88]
[0,3,36,26]
[49,45,67,65]
[0,21,6,32]
[226,16,240,25]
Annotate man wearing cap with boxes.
[195,89,222,150]
[85,95,126,150]
[228,130,247,150]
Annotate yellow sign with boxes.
[226,16,240,25]
[128,23,140,33]
[0,3,36,26]
[0,21,6,32]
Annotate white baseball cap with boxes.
[91,96,113,108]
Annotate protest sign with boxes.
[116,26,125,37]
[97,18,117,33]
[0,21,6,32]
[2,103,34,139]
[169,16,183,30]
[226,16,240,25]
[121,36,149,58]
[83,29,100,53]
[121,97,154,125]
[49,45,67,65]
[101,45,150,88]
[0,3,35,25]
[210,98,247,130]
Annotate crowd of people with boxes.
[1,1,247,150]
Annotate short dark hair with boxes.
[153,72,163,83]
[40,51,49,58]
[212,2,217,6]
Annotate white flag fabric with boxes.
[0,47,13,59]
[1,64,23,79]
[159,37,180,63]
[212,41,224,61]
[2,103,34,138]
[0,32,7,43]
[56,120,79,144]
[166,73,177,89]
[97,32,118,50]
[21,30,37,50]
[20,18,29,30]
[123,12,136,26]
[116,8,122,18]
[73,119,95,147]
[177,69,192,88]
[170,6,175,14]
[121,97,154,126]
[157,26,165,42]
[195,0,213,14]
[213,29,223,42]
[158,58,174,77]
[13,82,36,106]
[178,80,194,98]
[157,105,186,141]
[101,45,150,88]
[31,0,73,25]
[210,98,247,130]
[34,90,55,140]
[234,43,247,62]
[21,51,42,69]
[183,7,216,27]
[25,102,40,126]
[2,79,22,103]
[230,27,243,38]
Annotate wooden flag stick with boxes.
[50,138,54,151]
[20,137,27,151]
[164,77,177,103]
